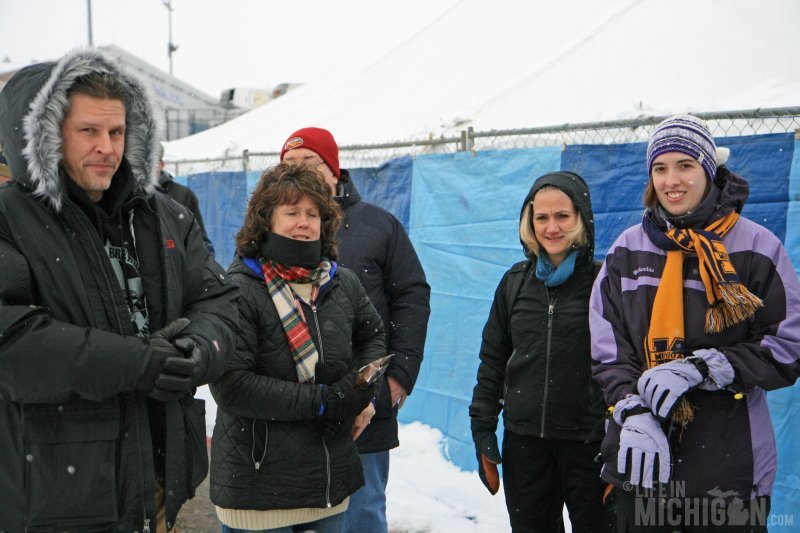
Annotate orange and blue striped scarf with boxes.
[260,258,332,383]
[643,210,763,370]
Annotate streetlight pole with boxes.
[162,0,178,74]
[87,0,93,46]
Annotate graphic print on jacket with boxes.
[106,236,151,336]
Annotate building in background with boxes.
[219,82,302,110]
[0,47,246,140]
[99,45,245,140]
[219,87,272,110]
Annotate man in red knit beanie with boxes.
[281,127,340,193]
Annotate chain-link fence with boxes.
[164,107,247,141]
[166,107,800,177]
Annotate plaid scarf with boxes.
[642,210,763,369]
[259,258,332,383]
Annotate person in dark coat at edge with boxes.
[591,115,800,531]
[210,163,385,532]
[157,143,215,255]
[0,48,238,532]
[470,171,613,532]
[280,127,431,533]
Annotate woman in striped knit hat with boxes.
[590,114,800,531]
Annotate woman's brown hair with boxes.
[235,163,343,259]
[642,179,659,211]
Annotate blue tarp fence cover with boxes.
[185,134,800,528]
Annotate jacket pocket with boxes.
[184,397,209,495]
[503,350,542,431]
[24,407,120,528]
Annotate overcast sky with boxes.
[1,0,456,98]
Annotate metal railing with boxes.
[166,107,800,177]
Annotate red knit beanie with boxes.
[280,127,340,178]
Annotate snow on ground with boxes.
[386,421,510,532]
[197,386,572,533]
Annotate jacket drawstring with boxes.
[251,419,268,470]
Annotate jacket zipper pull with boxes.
[547,303,554,327]
[143,518,151,533]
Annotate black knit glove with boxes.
[317,370,376,421]
[314,360,349,385]
[316,419,347,442]
[471,416,502,495]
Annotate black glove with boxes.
[471,416,501,495]
[140,318,196,402]
[173,336,206,386]
[314,360,349,386]
[318,370,376,421]
[316,419,347,443]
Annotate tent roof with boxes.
[165,0,800,161]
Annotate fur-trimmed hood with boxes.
[0,48,162,212]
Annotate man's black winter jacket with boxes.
[335,174,430,453]
[0,49,238,532]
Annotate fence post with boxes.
[242,149,250,173]
[458,127,476,152]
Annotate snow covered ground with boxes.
[197,386,572,533]
[386,421,510,532]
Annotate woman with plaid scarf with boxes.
[591,115,800,531]
[209,164,386,533]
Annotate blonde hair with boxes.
[520,186,587,257]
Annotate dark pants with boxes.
[502,430,613,533]
[616,489,770,532]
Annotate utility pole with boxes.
[162,0,178,74]
[87,0,93,46]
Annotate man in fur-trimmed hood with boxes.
[0,48,237,531]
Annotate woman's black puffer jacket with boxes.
[210,257,386,510]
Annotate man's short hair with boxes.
[67,72,130,104]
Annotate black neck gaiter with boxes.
[258,231,322,268]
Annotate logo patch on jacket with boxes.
[633,266,655,276]
[165,239,176,249]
